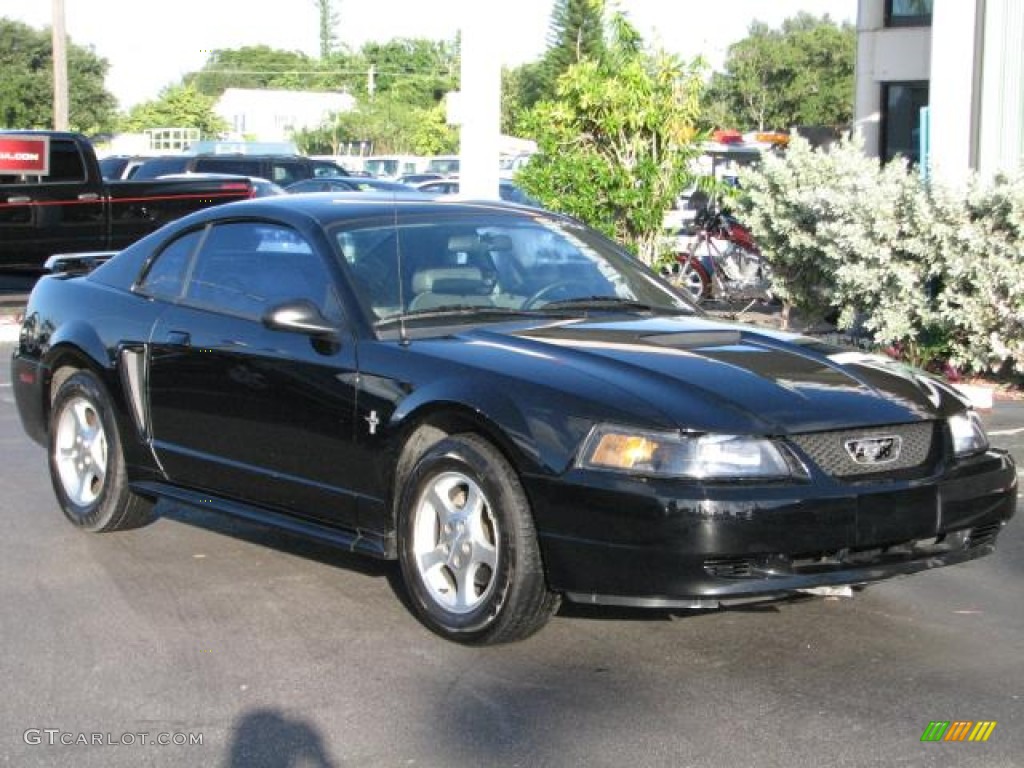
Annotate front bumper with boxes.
[526,449,1016,607]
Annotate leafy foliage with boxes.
[502,0,607,134]
[703,13,854,131]
[360,38,459,108]
[292,99,456,156]
[739,136,1024,375]
[517,14,705,265]
[186,46,323,97]
[0,17,117,134]
[120,84,226,137]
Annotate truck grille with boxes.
[788,422,937,480]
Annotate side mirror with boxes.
[262,299,339,338]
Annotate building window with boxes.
[881,81,929,164]
[886,0,933,27]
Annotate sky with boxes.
[2,0,856,110]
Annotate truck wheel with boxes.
[48,369,153,532]
[398,434,559,644]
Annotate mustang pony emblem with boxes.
[845,435,902,465]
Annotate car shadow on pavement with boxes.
[225,708,338,768]
[157,500,395,582]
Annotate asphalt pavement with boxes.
[1,341,1022,768]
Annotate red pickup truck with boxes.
[0,131,255,271]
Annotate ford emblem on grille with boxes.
[844,435,902,465]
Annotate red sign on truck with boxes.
[0,135,50,175]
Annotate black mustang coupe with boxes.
[11,195,1016,644]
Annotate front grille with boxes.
[788,422,937,479]
[704,528,991,580]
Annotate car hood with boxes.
[427,314,964,435]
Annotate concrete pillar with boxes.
[853,1,884,155]
[928,0,981,186]
[976,0,1024,181]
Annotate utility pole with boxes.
[367,64,375,99]
[459,2,500,199]
[51,0,69,130]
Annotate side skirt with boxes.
[131,481,395,559]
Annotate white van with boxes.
[361,155,425,179]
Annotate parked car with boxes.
[132,154,349,186]
[424,155,460,176]
[0,131,254,271]
[415,176,540,207]
[98,155,157,180]
[396,172,443,185]
[12,196,1015,644]
[284,177,422,194]
[361,155,424,180]
[158,173,286,197]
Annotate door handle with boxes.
[165,330,191,346]
[78,192,100,202]
[6,195,31,204]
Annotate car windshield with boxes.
[329,211,695,329]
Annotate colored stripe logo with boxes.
[921,721,997,742]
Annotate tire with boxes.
[661,255,710,302]
[397,434,559,644]
[48,369,153,532]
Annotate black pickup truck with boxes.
[0,131,255,271]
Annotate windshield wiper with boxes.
[535,296,691,314]
[376,306,536,328]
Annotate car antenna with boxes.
[393,195,410,347]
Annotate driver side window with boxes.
[183,222,340,322]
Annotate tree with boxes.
[501,61,545,134]
[313,0,339,60]
[185,46,323,98]
[121,83,226,137]
[517,14,705,265]
[292,98,456,156]
[704,13,854,131]
[541,0,606,94]
[0,17,117,133]
[360,38,458,108]
[502,0,607,126]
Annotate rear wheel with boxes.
[48,369,153,532]
[397,434,559,644]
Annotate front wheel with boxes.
[397,434,559,644]
[661,255,710,302]
[48,369,153,532]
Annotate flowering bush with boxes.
[738,135,1024,375]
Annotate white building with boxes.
[214,88,355,143]
[854,0,1024,184]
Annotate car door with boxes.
[144,219,362,529]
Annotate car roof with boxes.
[185,193,553,228]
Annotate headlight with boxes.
[578,425,804,480]
[949,411,989,457]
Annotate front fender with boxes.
[391,375,593,477]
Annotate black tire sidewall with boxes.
[47,370,128,531]
[398,437,523,641]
